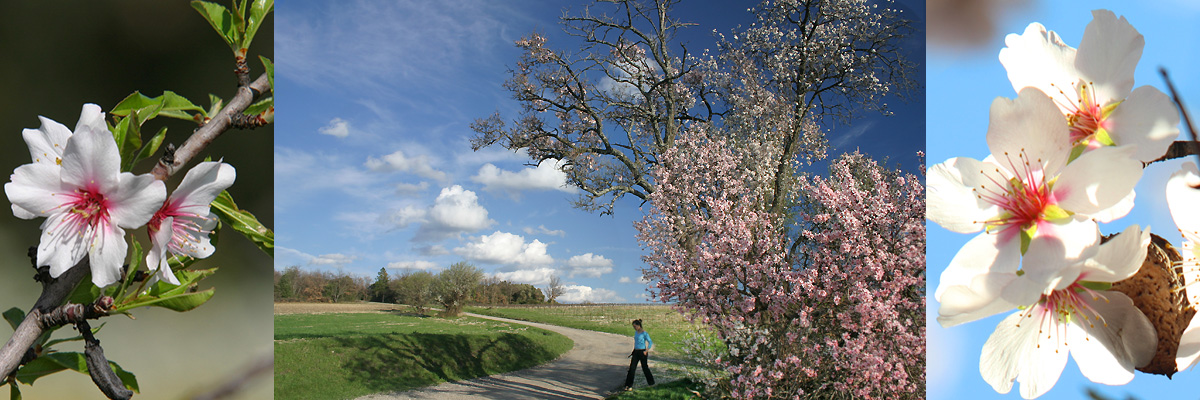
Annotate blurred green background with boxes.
[0,1,272,399]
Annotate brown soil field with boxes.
[273,302,407,315]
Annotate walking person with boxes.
[623,319,655,391]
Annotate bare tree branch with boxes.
[151,72,272,181]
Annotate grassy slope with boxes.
[465,305,710,359]
[274,310,573,400]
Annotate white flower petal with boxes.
[1074,10,1142,105]
[927,157,999,233]
[999,22,1079,115]
[1053,145,1141,217]
[1086,190,1135,224]
[59,127,121,192]
[1167,162,1200,244]
[1106,86,1180,162]
[107,172,166,229]
[171,161,236,208]
[981,310,1069,399]
[176,215,218,259]
[1084,224,1149,283]
[1177,315,1200,371]
[1069,291,1156,383]
[88,223,127,288]
[36,212,90,277]
[6,163,72,218]
[986,89,1072,175]
[73,103,106,135]
[146,217,180,286]
[936,232,1021,327]
[1002,234,1089,306]
[1034,216,1101,260]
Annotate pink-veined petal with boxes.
[88,223,127,288]
[1053,145,1141,217]
[928,157,999,233]
[999,22,1079,115]
[1177,316,1200,371]
[58,127,121,193]
[1034,215,1101,260]
[146,217,180,286]
[936,232,1021,327]
[1074,10,1142,105]
[1001,234,1091,306]
[986,89,1072,175]
[5,163,72,218]
[1083,224,1149,283]
[106,172,166,229]
[1167,162,1200,244]
[176,215,218,259]
[36,212,91,277]
[1106,86,1180,162]
[981,309,1070,399]
[1069,291,1156,383]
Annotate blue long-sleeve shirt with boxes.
[634,331,653,350]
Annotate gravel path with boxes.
[355,312,635,400]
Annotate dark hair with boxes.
[632,319,643,327]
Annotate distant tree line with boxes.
[274,262,561,316]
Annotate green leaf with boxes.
[158,91,205,121]
[259,55,274,90]
[112,362,140,393]
[112,91,203,122]
[114,240,145,302]
[211,190,273,256]
[1019,224,1036,255]
[3,308,24,331]
[191,1,240,52]
[110,91,161,117]
[245,0,273,49]
[148,268,219,298]
[207,94,224,119]
[244,96,273,117]
[133,126,168,169]
[9,381,19,400]
[1080,281,1113,291]
[15,352,85,385]
[113,288,215,313]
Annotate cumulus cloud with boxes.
[386,186,494,242]
[559,285,624,303]
[471,158,576,199]
[388,260,439,271]
[454,231,554,267]
[492,267,557,286]
[523,225,566,237]
[366,149,447,181]
[319,118,352,138]
[565,253,614,278]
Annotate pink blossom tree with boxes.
[637,123,924,398]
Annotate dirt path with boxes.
[355,312,635,400]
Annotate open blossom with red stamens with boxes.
[999,9,1179,162]
[940,224,1155,399]
[12,104,107,219]
[4,117,165,288]
[146,161,235,285]
[930,89,1143,325]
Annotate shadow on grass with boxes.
[335,332,559,394]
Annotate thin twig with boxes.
[0,260,90,379]
[1158,68,1200,187]
[151,72,271,181]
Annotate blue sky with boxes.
[274,0,923,304]
[928,1,1200,399]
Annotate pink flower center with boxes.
[1051,81,1112,146]
[149,202,209,254]
[974,151,1056,235]
[63,189,111,232]
[1016,282,1108,352]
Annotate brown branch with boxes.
[1159,68,1200,188]
[151,72,271,181]
[0,259,90,379]
[79,320,132,400]
[1146,140,1200,165]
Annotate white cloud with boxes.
[389,186,493,241]
[416,245,450,256]
[319,118,352,138]
[831,120,876,149]
[618,275,650,284]
[565,253,614,278]
[455,231,554,266]
[523,224,566,237]
[388,260,439,271]
[366,149,447,181]
[558,285,624,303]
[310,253,357,267]
[492,267,557,286]
[471,158,576,198]
[619,276,632,283]
[394,181,430,196]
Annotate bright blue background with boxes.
[927,1,1200,399]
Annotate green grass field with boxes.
[606,379,705,400]
[274,310,573,400]
[465,304,714,359]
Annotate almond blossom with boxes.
[999,9,1179,163]
[146,161,235,285]
[939,224,1155,399]
[12,104,107,219]
[5,119,166,288]
[1167,162,1200,371]
[929,89,1142,304]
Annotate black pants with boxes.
[624,349,655,387]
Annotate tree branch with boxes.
[151,72,271,181]
[0,260,90,379]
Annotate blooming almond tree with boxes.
[638,124,925,399]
